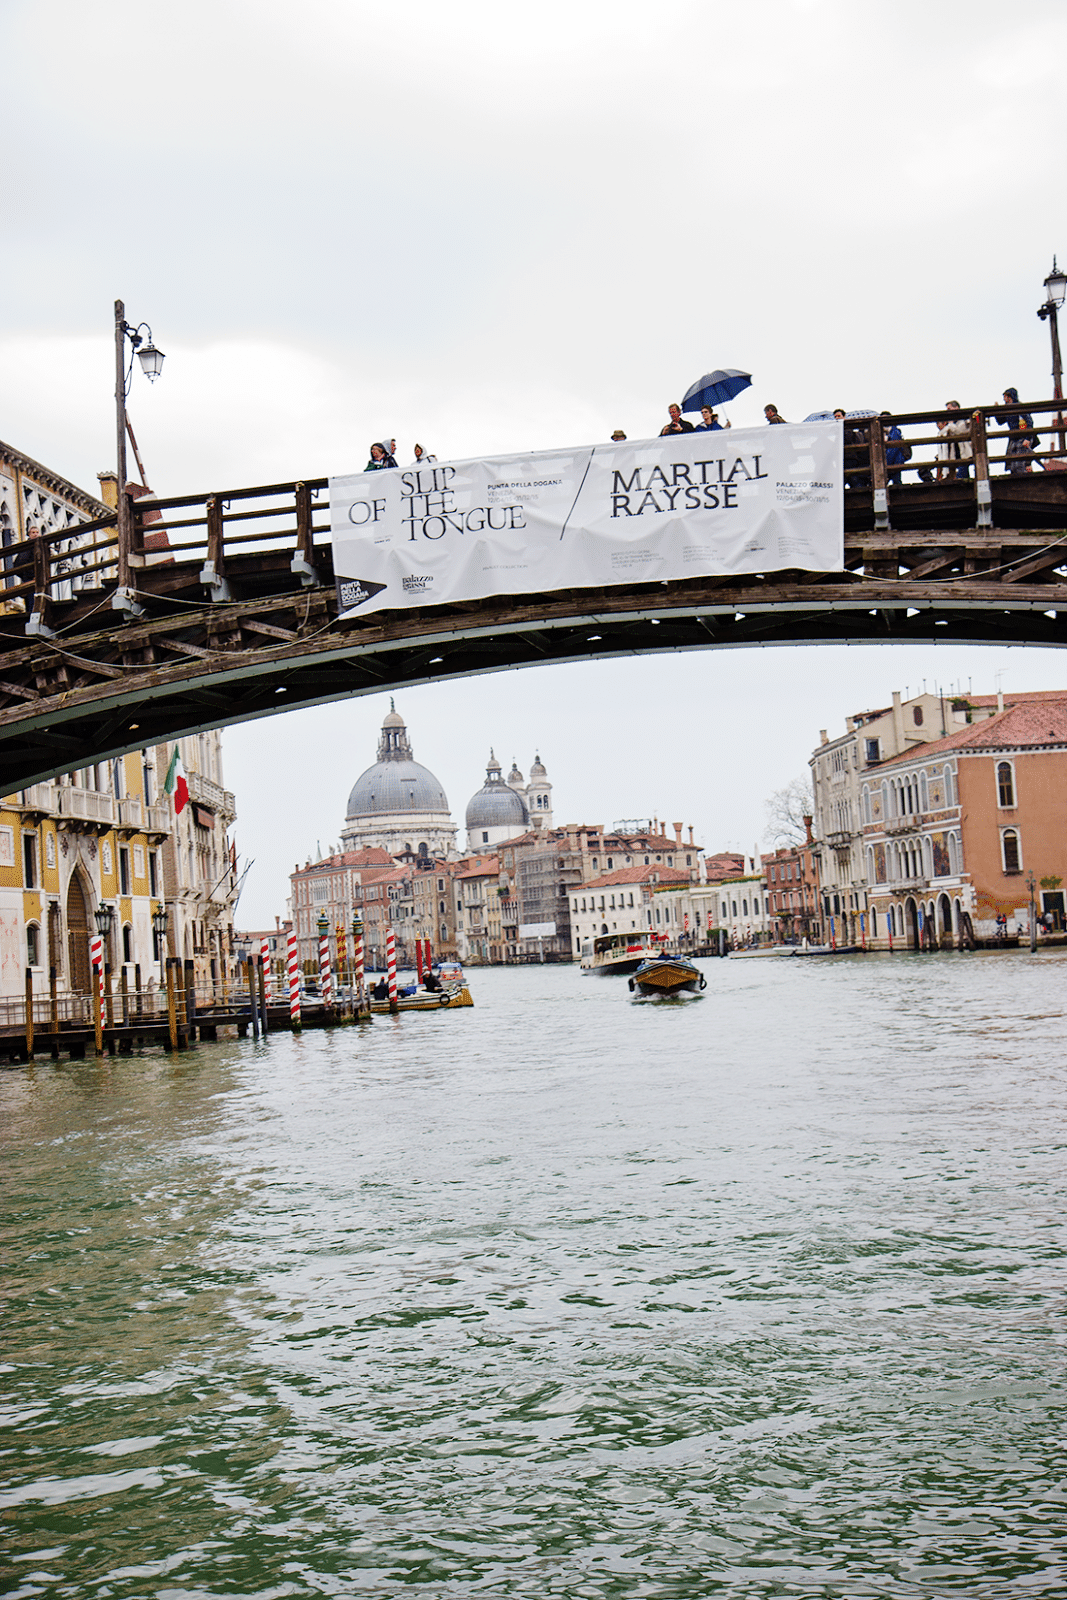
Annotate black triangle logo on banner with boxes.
[335,575,388,610]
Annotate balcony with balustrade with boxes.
[56,786,115,833]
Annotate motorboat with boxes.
[367,962,474,1013]
[580,931,658,975]
[628,955,706,996]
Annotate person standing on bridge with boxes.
[366,443,397,470]
[938,401,972,481]
[411,443,437,466]
[764,403,787,425]
[660,403,694,436]
[694,406,729,432]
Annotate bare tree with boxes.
[764,777,814,846]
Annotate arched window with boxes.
[943,765,955,807]
[1002,829,1021,873]
[913,705,924,726]
[862,785,871,824]
[26,922,41,966]
[997,761,1015,808]
[919,771,929,812]
[122,924,133,963]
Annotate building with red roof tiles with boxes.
[808,685,1060,947]
[568,862,691,956]
[859,696,1067,948]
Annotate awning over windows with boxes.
[193,804,215,830]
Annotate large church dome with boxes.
[347,761,449,817]
[341,703,456,858]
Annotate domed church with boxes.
[466,750,553,850]
[341,702,457,860]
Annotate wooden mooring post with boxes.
[165,959,179,1052]
[24,969,34,1061]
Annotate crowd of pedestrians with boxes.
[363,389,1064,485]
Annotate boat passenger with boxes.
[372,977,390,1000]
[423,969,442,992]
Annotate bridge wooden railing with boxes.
[839,397,1067,532]
[4,398,1066,639]
[8,477,331,636]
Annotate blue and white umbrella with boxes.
[804,408,878,422]
[681,369,752,414]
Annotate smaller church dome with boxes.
[529,752,547,779]
[507,760,525,789]
[466,752,529,831]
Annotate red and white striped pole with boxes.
[353,913,365,1008]
[318,922,333,1005]
[335,922,347,988]
[287,929,301,1030]
[90,934,105,1032]
[386,927,398,1010]
[415,937,424,985]
[261,938,273,1004]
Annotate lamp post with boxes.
[152,901,169,976]
[1037,257,1066,456]
[114,299,165,616]
[1026,870,1037,953]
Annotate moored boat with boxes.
[368,961,474,1013]
[368,985,474,1013]
[628,955,706,996]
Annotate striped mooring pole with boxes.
[287,930,301,1030]
[386,927,398,1011]
[352,913,364,1008]
[319,926,333,1005]
[90,934,105,1052]
[261,938,273,1004]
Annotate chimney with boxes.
[673,822,682,844]
[892,690,904,750]
[996,689,1004,713]
[97,470,118,509]
[803,814,814,845]
[820,729,828,746]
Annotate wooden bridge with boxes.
[2,397,1065,793]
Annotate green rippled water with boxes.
[2,951,1065,1597]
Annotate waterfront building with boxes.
[698,865,772,948]
[341,702,456,861]
[453,855,503,964]
[0,735,236,1003]
[862,695,1067,948]
[762,826,822,943]
[160,732,238,989]
[569,863,691,958]
[289,847,395,971]
[811,688,1063,944]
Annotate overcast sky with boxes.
[4,0,1065,926]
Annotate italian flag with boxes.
[164,745,189,814]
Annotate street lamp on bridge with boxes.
[114,299,165,619]
[1037,257,1066,455]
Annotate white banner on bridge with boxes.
[330,423,842,619]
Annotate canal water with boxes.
[3,951,1065,1599]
